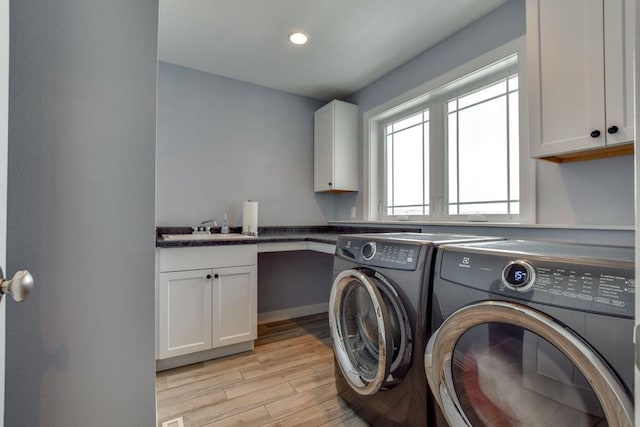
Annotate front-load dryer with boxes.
[330,233,503,426]
[425,240,634,427]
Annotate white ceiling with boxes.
[158,0,509,101]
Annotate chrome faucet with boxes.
[192,219,217,234]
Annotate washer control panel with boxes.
[338,238,421,271]
[440,250,634,317]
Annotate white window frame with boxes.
[363,37,535,224]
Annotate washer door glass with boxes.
[329,269,400,395]
[424,301,633,427]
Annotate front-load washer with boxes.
[424,240,634,427]
[330,232,503,426]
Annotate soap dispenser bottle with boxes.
[221,213,230,234]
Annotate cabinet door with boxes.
[603,0,634,146]
[314,102,334,192]
[211,265,257,347]
[527,0,606,157]
[158,269,212,359]
[333,101,358,191]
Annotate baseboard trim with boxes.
[156,341,254,371]
[258,303,328,324]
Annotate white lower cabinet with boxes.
[158,269,213,359]
[212,265,257,347]
[157,245,257,362]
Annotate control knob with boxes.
[362,242,376,261]
[501,260,535,292]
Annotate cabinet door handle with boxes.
[607,125,619,134]
[214,274,219,279]
[590,130,601,138]
[206,274,212,279]
[328,182,332,186]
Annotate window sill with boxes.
[329,219,634,232]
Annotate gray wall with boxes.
[258,252,333,313]
[536,156,634,225]
[156,0,634,229]
[7,1,158,426]
[342,0,634,227]
[156,62,334,227]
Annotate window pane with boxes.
[380,64,519,221]
[384,107,429,217]
[448,113,458,205]
[509,92,520,201]
[394,206,424,216]
[392,125,424,206]
[458,80,507,109]
[392,112,422,133]
[386,124,393,135]
[423,121,430,214]
[458,96,508,204]
[386,136,394,212]
[458,202,508,215]
[447,74,519,217]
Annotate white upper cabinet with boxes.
[314,100,358,192]
[527,0,634,161]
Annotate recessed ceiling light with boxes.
[288,32,308,46]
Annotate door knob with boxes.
[0,268,34,302]
[607,125,619,134]
[590,130,601,138]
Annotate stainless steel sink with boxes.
[162,233,256,241]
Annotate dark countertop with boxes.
[155,225,421,248]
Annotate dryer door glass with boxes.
[329,269,401,395]
[451,324,606,426]
[424,301,633,427]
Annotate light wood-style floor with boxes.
[156,313,368,427]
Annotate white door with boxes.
[0,0,9,422]
[635,0,640,422]
[1,3,34,424]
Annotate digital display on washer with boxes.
[502,261,535,290]
[504,264,529,286]
[358,241,420,271]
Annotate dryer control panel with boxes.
[439,249,635,318]
[336,237,421,271]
